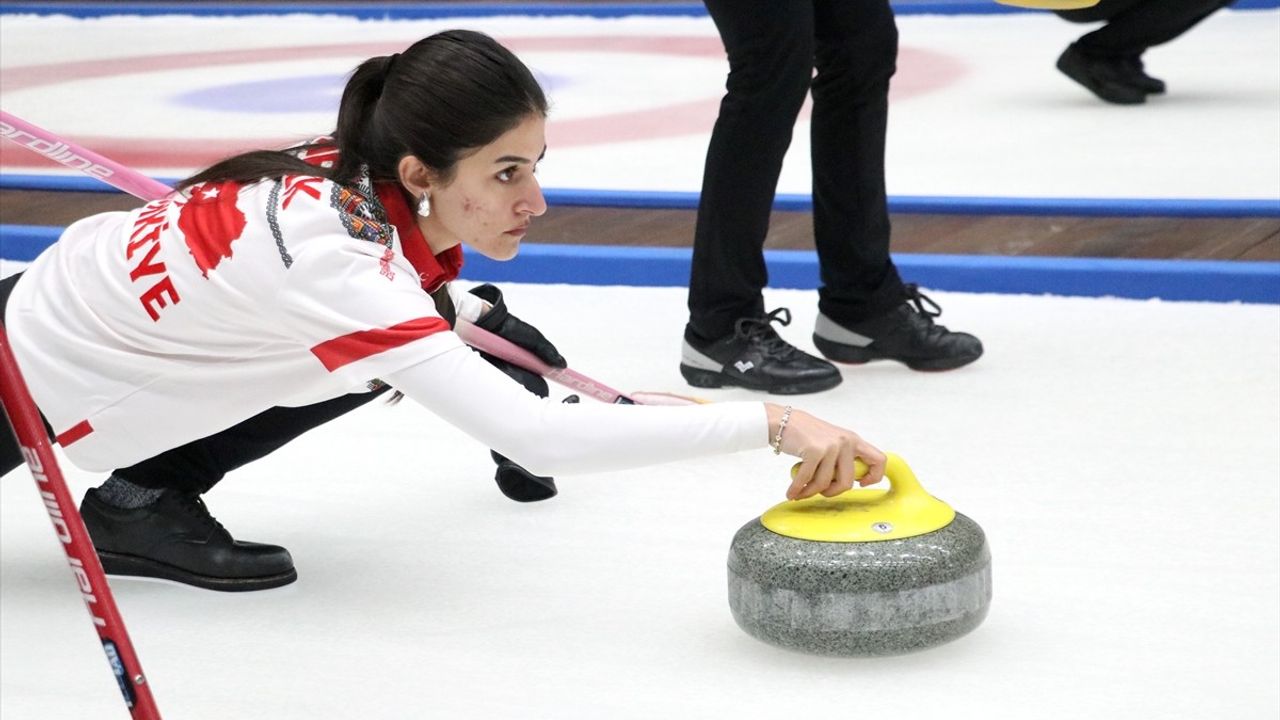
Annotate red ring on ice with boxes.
[2,36,964,169]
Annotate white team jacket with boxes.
[5,165,767,475]
[5,167,478,470]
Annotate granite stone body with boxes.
[727,513,991,656]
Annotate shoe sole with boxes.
[97,550,298,592]
[813,335,982,371]
[679,364,842,395]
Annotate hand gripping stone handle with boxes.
[790,453,919,493]
[778,453,957,543]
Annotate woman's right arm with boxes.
[382,343,885,498]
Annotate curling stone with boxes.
[727,453,990,656]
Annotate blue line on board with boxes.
[4,175,1276,219]
[1,1,1276,18]
[3,224,1276,304]
[545,188,1280,219]
[464,244,1280,304]
[0,224,61,262]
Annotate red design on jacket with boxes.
[179,181,247,277]
[311,317,449,371]
[283,175,323,209]
[127,200,181,321]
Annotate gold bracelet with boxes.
[771,405,792,455]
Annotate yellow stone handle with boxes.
[772,452,955,541]
[792,452,928,501]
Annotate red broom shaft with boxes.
[0,323,162,719]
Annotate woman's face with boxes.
[417,113,547,260]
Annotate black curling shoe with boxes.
[813,285,983,371]
[80,488,297,592]
[1121,56,1166,94]
[1056,44,1147,105]
[680,308,842,395]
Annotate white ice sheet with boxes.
[3,285,1277,719]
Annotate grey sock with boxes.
[95,476,165,509]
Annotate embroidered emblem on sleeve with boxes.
[329,170,399,281]
[331,182,393,249]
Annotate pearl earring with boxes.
[416,193,431,218]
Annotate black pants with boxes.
[687,0,907,342]
[0,272,49,478]
[1,270,387,494]
[1058,0,1232,57]
[110,389,388,494]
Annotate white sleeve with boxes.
[446,282,490,324]
[382,344,768,476]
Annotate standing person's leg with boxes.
[688,0,812,341]
[808,0,983,371]
[682,0,842,395]
[80,388,388,591]
[809,0,904,324]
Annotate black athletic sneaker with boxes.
[80,487,296,592]
[1056,44,1146,105]
[681,308,842,395]
[813,285,983,371]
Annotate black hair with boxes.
[176,29,548,191]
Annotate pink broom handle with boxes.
[0,111,174,200]
[455,320,636,404]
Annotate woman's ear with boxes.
[397,155,434,197]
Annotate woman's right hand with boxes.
[765,403,886,501]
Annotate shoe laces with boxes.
[175,492,228,535]
[903,284,943,320]
[734,308,800,359]
[902,284,960,340]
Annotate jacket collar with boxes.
[373,181,463,293]
[296,140,463,293]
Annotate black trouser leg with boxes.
[0,415,29,479]
[1062,0,1231,56]
[0,272,52,479]
[0,400,50,479]
[687,0,815,342]
[811,0,907,326]
[2,268,388,493]
[113,387,389,495]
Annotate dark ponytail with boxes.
[177,30,547,192]
[327,53,398,183]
